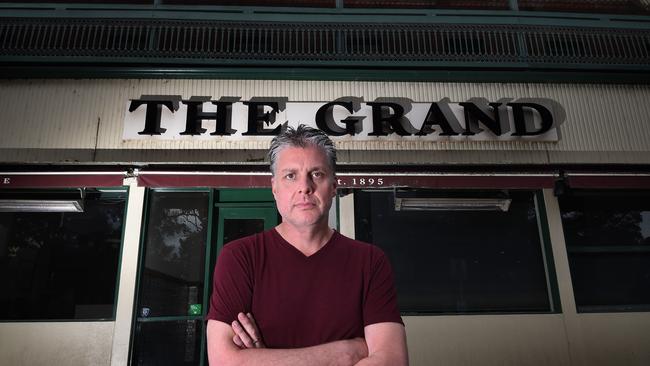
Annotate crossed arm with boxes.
[206,313,408,366]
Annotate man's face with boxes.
[271,145,336,230]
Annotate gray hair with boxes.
[268,124,337,176]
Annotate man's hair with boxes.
[268,124,337,176]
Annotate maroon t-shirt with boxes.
[206,228,403,348]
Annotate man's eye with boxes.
[285,173,295,180]
[312,171,323,179]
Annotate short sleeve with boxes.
[363,248,404,326]
[205,242,254,325]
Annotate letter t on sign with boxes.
[2,178,9,185]
[129,95,182,135]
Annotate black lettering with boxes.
[180,96,210,135]
[211,97,240,136]
[242,98,287,136]
[129,95,181,135]
[180,96,239,136]
[459,99,509,136]
[416,98,463,136]
[509,102,554,136]
[367,102,414,136]
[315,100,364,136]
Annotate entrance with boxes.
[131,188,278,366]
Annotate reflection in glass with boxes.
[0,191,126,320]
[355,190,550,313]
[559,190,650,311]
[137,191,209,317]
[560,191,650,247]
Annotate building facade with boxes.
[1,1,649,365]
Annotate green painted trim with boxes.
[2,4,650,28]
[143,187,211,193]
[218,188,275,202]
[3,57,650,71]
[534,190,563,314]
[200,189,215,366]
[2,65,650,84]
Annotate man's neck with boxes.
[275,222,334,257]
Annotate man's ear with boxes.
[271,176,277,195]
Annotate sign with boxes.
[135,171,556,189]
[188,304,202,316]
[124,96,565,142]
[0,173,125,188]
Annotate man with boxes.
[206,125,408,366]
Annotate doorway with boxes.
[131,188,278,366]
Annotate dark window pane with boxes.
[344,0,508,10]
[0,190,126,320]
[569,253,650,311]
[223,218,264,244]
[132,320,203,366]
[560,191,650,247]
[559,190,650,312]
[519,0,650,15]
[162,0,336,7]
[355,190,551,313]
[137,191,209,318]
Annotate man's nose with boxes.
[297,174,314,194]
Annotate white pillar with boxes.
[110,177,146,366]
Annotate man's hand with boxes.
[207,319,369,366]
[231,312,266,349]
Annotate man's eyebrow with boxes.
[280,165,329,172]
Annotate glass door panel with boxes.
[132,190,211,366]
[216,207,278,250]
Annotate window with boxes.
[518,0,650,15]
[343,0,508,10]
[132,190,210,366]
[161,0,336,6]
[559,190,650,312]
[354,189,557,314]
[135,191,210,318]
[0,189,127,320]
